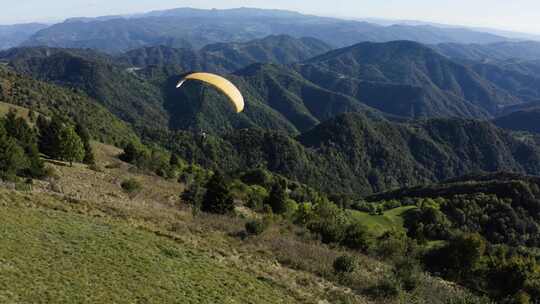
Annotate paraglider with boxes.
[176,72,245,113]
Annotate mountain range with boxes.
[0,23,49,50]
[9,7,520,54]
[3,31,540,194]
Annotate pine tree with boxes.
[37,115,62,158]
[3,111,46,178]
[58,126,85,166]
[265,181,289,214]
[75,123,95,165]
[201,171,234,214]
[120,142,138,163]
[0,122,26,180]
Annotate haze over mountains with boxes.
[3,7,538,54]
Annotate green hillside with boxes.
[300,40,519,117]
[349,206,416,237]
[0,201,303,304]
[0,66,136,144]
[494,107,540,134]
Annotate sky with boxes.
[1,0,539,34]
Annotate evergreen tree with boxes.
[181,183,206,210]
[0,122,26,180]
[170,153,181,167]
[58,126,85,166]
[2,111,46,178]
[75,122,95,165]
[37,115,62,158]
[120,142,139,163]
[265,181,289,214]
[201,171,234,214]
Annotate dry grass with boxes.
[34,142,184,210]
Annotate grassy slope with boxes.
[0,202,297,303]
[0,142,370,304]
[349,206,417,237]
[0,101,30,119]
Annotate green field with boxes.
[0,200,298,304]
[349,206,416,236]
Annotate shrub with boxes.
[241,168,273,187]
[333,255,356,274]
[393,257,422,291]
[342,221,370,251]
[372,231,409,261]
[245,220,267,236]
[201,171,234,214]
[294,202,313,225]
[308,198,349,244]
[246,185,268,211]
[121,178,142,194]
[265,181,289,214]
[367,274,401,299]
[424,233,486,281]
[181,183,206,209]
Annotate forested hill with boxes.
[151,112,540,194]
[493,107,540,134]
[299,40,519,117]
[118,35,332,73]
[0,47,168,129]
[0,66,136,144]
[3,38,540,195]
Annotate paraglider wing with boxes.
[176,72,245,113]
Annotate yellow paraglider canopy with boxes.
[176,72,245,113]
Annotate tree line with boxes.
[0,109,94,181]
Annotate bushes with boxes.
[38,115,85,166]
[246,185,268,212]
[404,205,452,241]
[121,178,142,194]
[201,171,234,214]
[245,220,267,236]
[120,142,177,178]
[0,110,47,180]
[366,274,401,299]
[425,233,486,281]
[342,221,370,251]
[333,255,356,274]
[393,257,422,291]
[265,181,289,214]
[181,183,206,210]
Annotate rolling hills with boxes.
[494,107,540,134]
[299,40,520,117]
[20,7,511,53]
[4,36,540,195]
[0,65,136,144]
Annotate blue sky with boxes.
[2,0,539,34]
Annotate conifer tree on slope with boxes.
[202,171,235,214]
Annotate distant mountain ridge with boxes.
[0,23,49,50]
[296,40,519,118]
[21,7,511,53]
[5,38,539,135]
[119,35,332,73]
